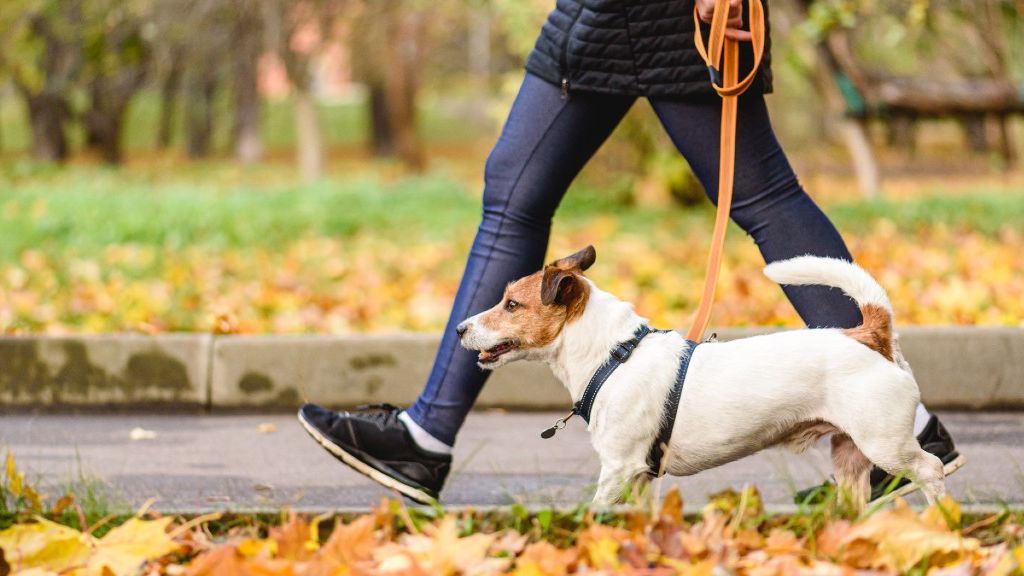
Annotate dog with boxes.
[456,246,946,510]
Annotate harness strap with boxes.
[646,340,699,477]
[686,0,766,343]
[576,324,652,424]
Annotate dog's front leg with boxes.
[593,465,630,506]
[593,461,650,506]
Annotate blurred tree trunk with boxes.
[232,3,264,164]
[368,84,394,156]
[12,10,79,163]
[468,6,491,82]
[352,2,423,170]
[84,84,129,164]
[184,70,218,158]
[384,10,424,170]
[789,0,880,197]
[19,89,68,162]
[83,36,148,165]
[157,59,183,150]
[294,86,322,181]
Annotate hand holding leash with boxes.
[687,0,766,342]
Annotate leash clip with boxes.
[540,409,576,439]
[707,65,722,87]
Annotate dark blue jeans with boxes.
[405,73,862,446]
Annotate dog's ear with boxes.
[541,266,586,307]
[549,245,596,272]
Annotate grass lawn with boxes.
[1,157,1023,334]
[2,86,1023,333]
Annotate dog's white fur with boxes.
[460,255,946,509]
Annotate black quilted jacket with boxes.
[524,0,772,98]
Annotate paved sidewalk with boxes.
[1,411,1020,513]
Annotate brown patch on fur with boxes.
[843,303,893,361]
[475,247,596,352]
[478,270,590,349]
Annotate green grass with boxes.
[1,160,1022,265]
[1,452,128,534]
[828,193,1024,236]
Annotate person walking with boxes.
[298,0,962,504]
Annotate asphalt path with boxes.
[1,411,1020,513]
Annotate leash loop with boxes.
[686,0,766,342]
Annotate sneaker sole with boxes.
[297,410,439,506]
[870,453,966,505]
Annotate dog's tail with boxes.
[763,256,895,361]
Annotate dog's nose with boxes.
[455,322,469,338]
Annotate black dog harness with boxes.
[540,325,700,477]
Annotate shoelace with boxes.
[349,403,401,426]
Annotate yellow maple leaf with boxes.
[237,537,279,559]
[81,516,181,576]
[583,538,620,571]
[920,496,961,530]
[0,518,93,573]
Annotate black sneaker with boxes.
[297,402,451,505]
[794,414,966,505]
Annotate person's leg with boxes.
[649,93,862,329]
[404,75,636,447]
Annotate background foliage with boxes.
[0,0,1022,334]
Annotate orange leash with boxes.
[686,0,766,342]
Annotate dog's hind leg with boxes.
[835,367,946,504]
[905,449,946,504]
[853,436,947,505]
[831,433,872,513]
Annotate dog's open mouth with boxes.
[478,340,519,364]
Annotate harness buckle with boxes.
[610,341,635,363]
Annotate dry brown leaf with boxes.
[660,488,684,522]
[836,499,979,572]
[184,546,246,576]
[268,513,315,562]
[312,514,376,570]
[514,541,577,576]
[814,519,852,560]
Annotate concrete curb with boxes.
[2,328,1022,409]
[0,334,210,407]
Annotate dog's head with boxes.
[457,246,596,369]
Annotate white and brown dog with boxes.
[457,246,946,510]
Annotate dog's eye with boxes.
[504,299,519,312]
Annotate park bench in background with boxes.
[798,1,1024,196]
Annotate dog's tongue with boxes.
[478,351,498,363]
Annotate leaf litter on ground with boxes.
[3,486,1020,575]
